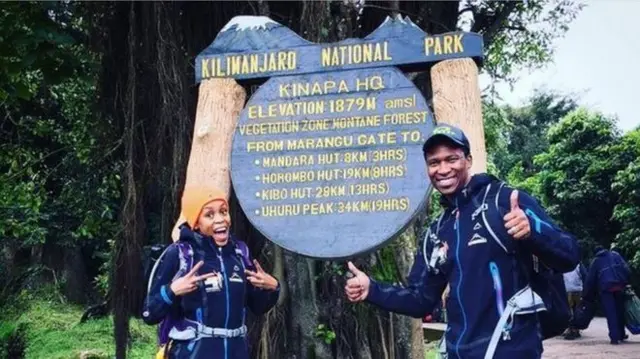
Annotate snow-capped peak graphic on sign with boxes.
[220,16,279,32]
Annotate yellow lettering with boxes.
[250,54,259,73]
[425,37,433,55]
[201,59,210,78]
[230,56,241,74]
[444,35,453,54]
[246,140,284,153]
[215,58,225,76]
[338,80,349,93]
[248,105,258,119]
[352,44,362,64]
[278,52,287,71]
[262,154,314,168]
[241,56,249,74]
[268,53,277,71]
[258,53,268,72]
[454,34,464,52]
[383,42,392,60]
[321,47,331,67]
[321,42,392,67]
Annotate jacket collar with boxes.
[438,173,497,208]
[178,224,236,255]
[595,249,608,257]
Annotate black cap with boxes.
[422,124,471,156]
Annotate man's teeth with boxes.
[437,178,456,186]
[214,227,227,234]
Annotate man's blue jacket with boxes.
[584,249,630,297]
[366,174,580,359]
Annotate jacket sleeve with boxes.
[365,229,448,318]
[583,259,598,301]
[613,251,632,282]
[579,263,588,282]
[500,187,581,273]
[142,244,180,325]
[245,251,280,315]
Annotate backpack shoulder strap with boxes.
[175,241,194,279]
[146,244,173,295]
[146,241,193,295]
[233,239,253,270]
[479,182,510,253]
[422,210,448,271]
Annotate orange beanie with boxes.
[180,185,228,228]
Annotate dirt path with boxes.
[543,317,640,358]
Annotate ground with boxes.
[423,317,640,359]
[543,317,640,359]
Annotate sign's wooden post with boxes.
[431,58,486,173]
[171,78,246,241]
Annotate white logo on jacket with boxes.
[468,232,487,246]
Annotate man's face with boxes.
[425,142,472,196]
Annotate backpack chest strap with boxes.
[169,320,247,341]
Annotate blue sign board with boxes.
[230,67,434,259]
[196,15,483,82]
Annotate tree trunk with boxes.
[390,225,424,359]
[431,58,487,174]
[63,245,88,304]
[171,78,246,240]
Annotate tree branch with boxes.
[472,2,518,47]
[505,25,526,32]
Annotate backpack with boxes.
[480,182,571,340]
[144,234,253,348]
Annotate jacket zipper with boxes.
[218,247,230,359]
[454,204,467,359]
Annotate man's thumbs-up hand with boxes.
[344,261,371,302]
[503,190,531,240]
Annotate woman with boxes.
[143,186,280,359]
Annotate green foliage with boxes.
[483,93,639,276]
[0,1,120,301]
[315,324,336,345]
[611,129,640,270]
[371,246,401,283]
[528,109,632,255]
[0,322,27,359]
[0,286,156,359]
[477,0,585,85]
[482,91,578,179]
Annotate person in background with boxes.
[584,245,631,344]
[562,262,587,340]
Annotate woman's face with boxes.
[196,200,231,245]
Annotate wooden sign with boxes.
[195,15,483,82]
[231,67,433,259]
[195,15,484,259]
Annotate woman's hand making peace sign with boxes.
[245,260,279,291]
[170,261,217,296]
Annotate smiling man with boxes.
[345,124,581,359]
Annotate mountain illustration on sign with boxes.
[200,14,429,55]
[200,15,309,54]
[364,14,424,40]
